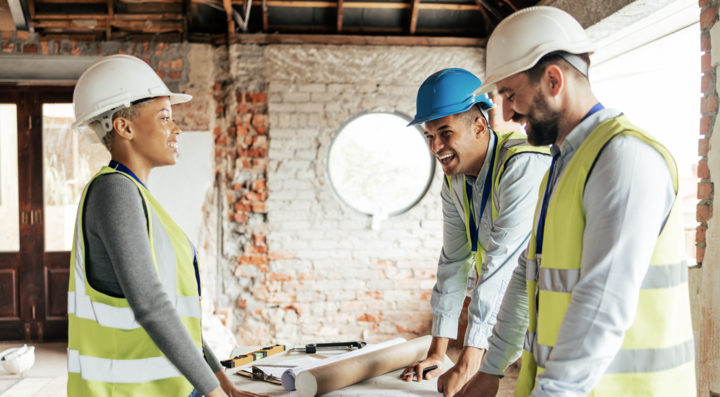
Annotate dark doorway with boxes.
[0,86,109,341]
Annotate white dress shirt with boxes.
[479,108,676,396]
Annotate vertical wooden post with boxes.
[336,0,343,33]
[223,0,235,41]
[106,0,114,40]
[409,0,420,35]
[262,0,268,32]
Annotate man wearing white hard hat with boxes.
[67,55,268,397]
[457,6,696,397]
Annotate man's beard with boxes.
[521,91,562,147]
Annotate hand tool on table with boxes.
[402,365,439,379]
[288,341,367,354]
[221,344,285,369]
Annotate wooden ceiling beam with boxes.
[106,0,113,39]
[473,0,505,20]
[336,0,342,32]
[222,0,235,39]
[230,33,485,46]
[33,18,182,31]
[262,0,268,31]
[501,0,517,12]
[110,19,183,32]
[33,13,183,19]
[409,0,420,35]
[229,1,481,10]
[35,0,482,9]
[260,24,482,35]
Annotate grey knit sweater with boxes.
[83,172,222,395]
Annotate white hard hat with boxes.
[476,6,597,95]
[0,345,35,374]
[71,54,192,144]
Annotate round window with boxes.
[326,111,435,217]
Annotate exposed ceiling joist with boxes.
[409,0,420,35]
[336,0,342,32]
[229,1,481,10]
[473,0,505,20]
[261,0,268,31]
[230,32,485,46]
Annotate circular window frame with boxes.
[325,110,436,218]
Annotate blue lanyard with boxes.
[465,131,497,253]
[109,160,147,190]
[536,103,604,254]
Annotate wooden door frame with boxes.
[0,84,74,341]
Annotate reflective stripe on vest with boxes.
[515,116,696,397]
[67,348,202,383]
[446,131,550,273]
[67,292,202,330]
[68,166,201,396]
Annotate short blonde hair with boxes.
[89,100,152,152]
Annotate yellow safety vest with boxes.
[446,130,550,275]
[67,166,203,396]
[516,115,696,396]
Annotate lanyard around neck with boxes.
[109,160,147,190]
[536,103,604,255]
[465,131,497,253]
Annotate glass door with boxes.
[0,95,24,340]
[0,87,109,341]
[40,95,109,340]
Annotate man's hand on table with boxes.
[455,371,500,397]
[437,346,484,397]
[400,353,445,382]
[213,369,270,397]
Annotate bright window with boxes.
[327,111,435,219]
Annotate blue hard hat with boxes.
[408,68,495,127]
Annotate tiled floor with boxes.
[0,343,67,397]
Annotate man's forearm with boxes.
[479,251,530,376]
[428,336,450,359]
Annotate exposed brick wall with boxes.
[254,44,485,345]
[696,0,720,394]
[699,2,717,265]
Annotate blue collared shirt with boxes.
[431,132,551,349]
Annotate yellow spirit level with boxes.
[220,344,285,369]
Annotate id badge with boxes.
[466,256,478,297]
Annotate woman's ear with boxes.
[113,117,133,141]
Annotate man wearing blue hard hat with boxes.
[400,68,551,396]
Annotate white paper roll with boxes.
[280,338,406,390]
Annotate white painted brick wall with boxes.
[261,45,484,344]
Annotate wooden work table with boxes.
[226,344,455,395]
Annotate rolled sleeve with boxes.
[479,248,530,375]
[465,152,551,349]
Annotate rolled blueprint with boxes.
[295,335,433,397]
[281,338,405,390]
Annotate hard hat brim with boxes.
[71,92,193,130]
[477,43,597,96]
[407,96,495,127]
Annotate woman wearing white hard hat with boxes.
[458,6,695,397]
[67,54,267,397]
